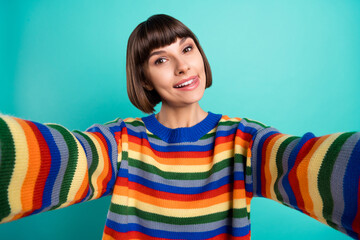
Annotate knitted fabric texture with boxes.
[0,112,359,239]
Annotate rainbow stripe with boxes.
[0,113,359,239]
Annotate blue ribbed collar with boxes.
[141,111,222,143]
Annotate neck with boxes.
[155,103,208,129]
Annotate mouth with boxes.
[174,76,199,88]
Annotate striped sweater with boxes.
[0,112,359,239]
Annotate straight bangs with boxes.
[134,16,196,66]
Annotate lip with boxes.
[174,76,200,91]
[173,75,198,88]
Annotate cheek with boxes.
[196,55,206,73]
[148,69,171,89]
[197,58,206,81]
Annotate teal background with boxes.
[0,0,359,239]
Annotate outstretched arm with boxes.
[0,115,125,223]
[243,118,360,239]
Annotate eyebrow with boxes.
[148,37,189,59]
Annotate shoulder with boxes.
[218,114,271,134]
[219,115,242,123]
[218,115,265,127]
[122,117,146,128]
[123,117,144,125]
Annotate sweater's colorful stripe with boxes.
[251,127,360,239]
[0,114,359,239]
[102,117,251,239]
[0,116,124,223]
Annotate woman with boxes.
[0,14,359,240]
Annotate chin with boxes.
[186,91,205,105]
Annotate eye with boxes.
[183,45,193,53]
[155,58,166,65]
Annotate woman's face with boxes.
[144,37,206,109]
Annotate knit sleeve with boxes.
[246,119,360,239]
[0,115,125,224]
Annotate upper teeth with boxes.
[175,78,195,88]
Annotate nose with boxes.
[175,57,190,75]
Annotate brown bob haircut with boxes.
[126,14,212,114]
